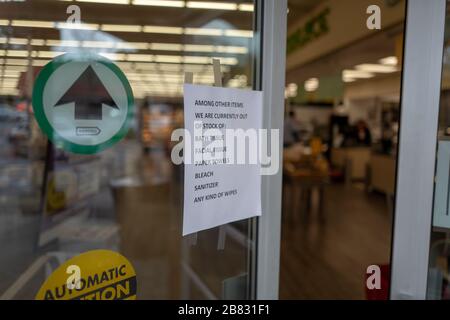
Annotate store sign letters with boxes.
[287,7,330,54]
[36,250,137,300]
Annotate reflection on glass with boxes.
[0,0,256,299]
[428,0,450,301]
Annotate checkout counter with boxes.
[331,147,396,197]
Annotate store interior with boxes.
[280,0,404,299]
[0,0,416,300]
[427,0,450,300]
[0,0,255,299]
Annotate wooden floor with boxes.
[279,183,392,299]
[0,148,393,299]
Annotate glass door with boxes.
[425,0,450,300]
[0,0,276,300]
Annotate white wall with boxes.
[293,106,333,126]
[344,73,401,101]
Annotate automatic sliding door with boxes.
[0,0,262,300]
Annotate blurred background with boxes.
[0,0,256,300]
[280,0,405,299]
[8,0,450,301]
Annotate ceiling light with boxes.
[32,60,51,66]
[116,42,148,50]
[11,20,54,28]
[4,66,27,72]
[77,0,129,4]
[6,50,29,57]
[156,64,182,72]
[0,86,18,91]
[162,74,185,79]
[9,38,29,45]
[150,43,183,51]
[216,45,248,54]
[143,25,183,34]
[0,20,9,26]
[379,56,398,66]
[31,39,46,46]
[116,62,135,69]
[124,63,152,71]
[132,0,184,7]
[1,82,18,88]
[0,76,19,81]
[238,3,253,12]
[6,18,253,40]
[186,1,237,10]
[47,40,80,47]
[224,29,253,38]
[126,54,153,62]
[184,56,210,64]
[101,24,142,32]
[125,75,143,82]
[60,0,252,13]
[342,70,374,79]
[184,28,222,36]
[56,22,99,30]
[82,40,114,48]
[140,78,181,84]
[6,59,28,66]
[2,73,20,78]
[304,78,319,92]
[117,62,226,74]
[0,81,19,89]
[196,75,215,82]
[154,55,183,63]
[342,77,355,83]
[285,83,298,98]
[38,51,64,58]
[100,53,127,61]
[184,44,215,52]
[215,57,238,65]
[355,64,398,73]
[0,89,19,96]
[2,70,21,76]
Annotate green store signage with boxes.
[287,7,331,54]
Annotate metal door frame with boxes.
[390,0,446,300]
[253,0,287,300]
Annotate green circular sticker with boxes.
[32,53,134,154]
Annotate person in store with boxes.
[283,110,301,147]
[354,119,372,146]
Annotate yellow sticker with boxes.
[35,250,137,300]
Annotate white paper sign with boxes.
[182,84,262,235]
